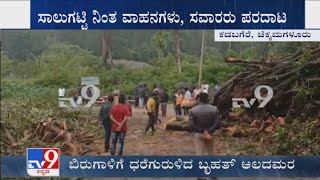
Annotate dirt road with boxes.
[87,104,319,180]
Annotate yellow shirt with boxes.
[146,97,156,113]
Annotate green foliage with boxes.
[152,31,169,50]
[298,47,312,65]
[13,43,99,86]
[240,47,257,60]
[1,81,56,100]
[1,51,15,77]
[271,119,320,155]
[203,62,242,85]
[293,88,310,104]
[1,39,243,97]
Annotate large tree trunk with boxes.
[101,31,113,69]
[175,30,182,74]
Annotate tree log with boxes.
[3,127,17,147]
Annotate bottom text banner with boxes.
[2,156,320,178]
[215,30,320,42]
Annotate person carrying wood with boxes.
[183,87,192,115]
[109,95,130,156]
[188,92,220,180]
[144,92,158,135]
[99,95,114,152]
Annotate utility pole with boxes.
[198,30,205,86]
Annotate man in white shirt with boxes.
[58,87,65,98]
[202,82,209,94]
[185,87,192,99]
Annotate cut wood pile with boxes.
[214,44,320,120]
[1,117,102,156]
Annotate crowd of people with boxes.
[97,82,222,161]
[59,82,221,180]
[98,85,166,155]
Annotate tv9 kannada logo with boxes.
[232,85,273,108]
[26,148,60,177]
[59,85,100,108]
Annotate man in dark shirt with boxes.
[99,95,114,152]
[153,89,161,123]
[160,89,169,117]
[133,85,139,107]
[110,95,130,156]
[189,93,220,180]
[137,85,146,108]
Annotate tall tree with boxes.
[101,31,113,69]
[175,30,182,75]
[151,31,168,59]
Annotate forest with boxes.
[1,30,319,158]
[1,30,305,94]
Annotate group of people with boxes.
[98,85,171,155]
[98,82,221,173]
[173,82,217,116]
[134,84,169,116]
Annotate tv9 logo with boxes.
[232,85,273,108]
[26,148,60,177]
[59,85,100,108]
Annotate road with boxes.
[84,104,319,180]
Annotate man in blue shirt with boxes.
[99,95,114,152]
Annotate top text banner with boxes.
[30,0,305,30]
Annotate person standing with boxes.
[193,86,201,98]
[173,91,178,116]
[145,92,158,135]
[153,85,161,94]
[134,85,139,107]
[99,95,114,152]
[70,86,78,105]
[201,82,209,94]
[153,89,161,123]
[189,93,220,180]
[175,90,184,116]
[113,88,120,105]
[137,85,146,108]
[160,89,169,117]
[144,84,149,105]
[58,87,65,98]
[109,95,130,156]
[183,87,192,115]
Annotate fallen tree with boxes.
[166,44,320,132]
[1,109,102,156]
[214,44,320,121]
